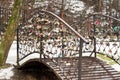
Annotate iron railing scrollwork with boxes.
[17,9,88,80]
[83,13,120,64]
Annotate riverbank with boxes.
[97,54,120,72]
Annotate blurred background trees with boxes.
[0,0,23,65]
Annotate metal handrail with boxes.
[17,10,86,80]
[87,13,120,65]
[39,10,88,43]
[89,13,120,22]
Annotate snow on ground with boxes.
[86,6,94,14]
[0,41,17,79]
[68,0,85,13]
[0,67,14,79]
[6,41,17,65]
[6,41,41,65]
[112,64,120,72]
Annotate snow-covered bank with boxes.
[0,41,17,79]
[6,41,17,65]
[0,66,14,79]
[112,64,120,72]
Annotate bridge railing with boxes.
[17,9,89,80]
[83,13,120,64]
[17,8,120,79]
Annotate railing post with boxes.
[78,38,83,80]
[61,30,64,57]
[40,25,43,61]
[93,15,97,58]
[16,28,20,66]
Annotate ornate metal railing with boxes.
[17,8,120,79]
[17,8,88,80]
[83,13,120,64]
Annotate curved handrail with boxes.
[89,13,120,22]
[36,10,88,43]
[87,13,120,64]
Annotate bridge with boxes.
[15,8,120,80]
[0,5,120,80]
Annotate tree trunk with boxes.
[0,0,23,66]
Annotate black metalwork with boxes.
[17,8,87,80]
[78,38,83,80]
[16,9,120,79]
[93,15,97,58]
[0,1,120,80]
[17,28,20,66]
[83,13,120,64]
